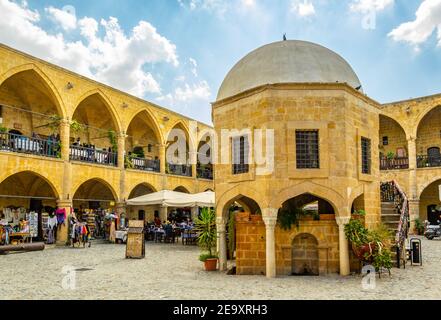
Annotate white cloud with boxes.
[177,0,228,16]
[349,0,394,13]
[189,57,198,77]
[389,0,441,50]
[291,0,316,17]
[46,6,77,31]
[0,0,179,97]
[156,80,211,112]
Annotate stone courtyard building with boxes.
[213,40,441,278]
[0,44,214,244]
[1,39,441,279]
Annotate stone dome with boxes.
[217,40,362,101]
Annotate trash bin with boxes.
[410,238,422,266]
[125,220,145,259]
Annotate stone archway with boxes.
[72,178,117,210]
[419,179,441,223]
[292,233,319,276]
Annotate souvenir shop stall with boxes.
[0,197,70,246]
[72,200,125,243]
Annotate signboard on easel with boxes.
[27,212,38,238]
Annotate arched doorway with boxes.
[0,171,59,240]
[166,122,191,177]
[223,195,262,261]
[128,183,156,221]
[351,194,365,214]
[379,115,408,170]
[420,179,441,225]
[292,233,319,276]
[126,110,161,172]
[73,179,116,211]
[279,193,335,223]
[417,106,441,168]
[72,178,117,239]
[0,70,63,158]
[70,93,119,167]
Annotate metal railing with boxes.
[0,132,59,158]
[167,163,192,177]
[197,165,213,180]
[417,154,441,168]
[380,181,410,268]
[70,145,117,167]
[380,157,409,170]
[125,156,160,172]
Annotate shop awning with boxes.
[126,190,215,208]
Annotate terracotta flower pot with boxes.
[204,258,218,271]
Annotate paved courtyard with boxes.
[1,236,440,300]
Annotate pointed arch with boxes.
[72,178,118,201]
[174,186,190,194]
[216,184,267,220]
[0,170,60,199]
[412,102,441,138]
[128,183,157,199]
[126,108,164,144]
[269,181,345,215]
[166,120,195,151]
[72,88,122,133]
[0,63,67,118]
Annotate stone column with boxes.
[59,119,71,161]
[160,144,166,174]
[160,206,168,222]
[117,132,126,169]
[115,202,126,218]
[262,208,278,279]
[407,137,418,199]
[189,150,198,178]
[216,217,227,271]
[409,199,420,234]
[336,216,351,276]
[56,200,72,246]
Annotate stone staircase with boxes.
[381,201,403,267]
[381,202,401,235]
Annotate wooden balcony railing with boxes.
[380,157,409,170]
[0,132,60,158]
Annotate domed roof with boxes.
[217,40,362,101]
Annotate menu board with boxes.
[27,212,39,237]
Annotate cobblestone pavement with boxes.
[0,236,440,300]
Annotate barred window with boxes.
[232,135,249,175]
[296,130,319,169]
[361,137,371,174]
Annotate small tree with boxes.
[194,207,217,262]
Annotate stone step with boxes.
[381,214,401,223]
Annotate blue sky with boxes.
[0,0,440,125]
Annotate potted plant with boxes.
[345,218,393,272]
[194,207,218,271]
[414,218,425,235]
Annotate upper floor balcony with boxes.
[417,154,441,168]
[197,163,214,180]
[70,144,117,167]
[166,163,192,177]
[380,156,409,170]
[0,132,60,158]
[125,154,160,172]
